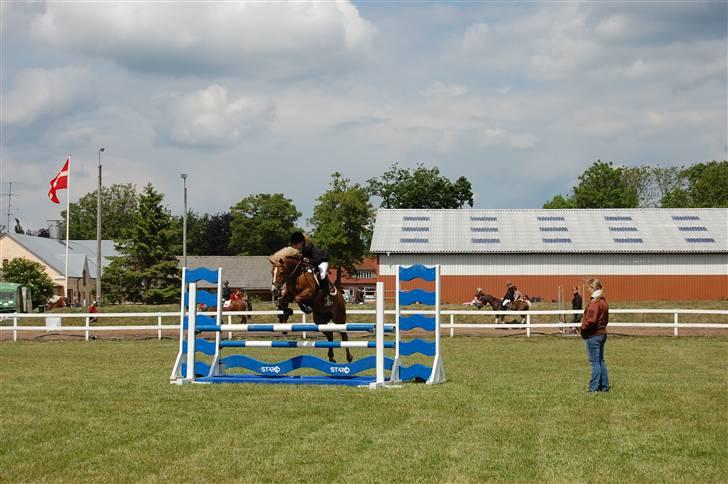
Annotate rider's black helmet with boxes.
[290,231,305,245]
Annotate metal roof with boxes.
[370,208,728,254]
[3,233,119,277]
[179,256,273,290]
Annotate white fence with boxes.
[1,308,727,342]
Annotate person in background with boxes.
[89,300,98,323]
[571,286,583,326]
[222,281,231,301]
[580,278,609,392]
[502,281,515,308]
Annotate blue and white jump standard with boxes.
[170,266,444,388]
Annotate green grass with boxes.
[1,337,726,482]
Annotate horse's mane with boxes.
[269,247,301,265]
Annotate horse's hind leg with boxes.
[341,331,353,363]
[324,331,336,363]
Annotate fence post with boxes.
[302,312,307,340]
[450,314,454,338]
[158,316,163,340]
[227,314,232,340]
[674,312,679,337]
[13,316,18,342]
[85,316,90,341]
[526,314,531,338]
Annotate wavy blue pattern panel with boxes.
[221,354,393,377]
[182,314,217,330]
[184,290,218,308]
[399,289,436,306]
[399,314,436,331]
[399,339,436,356]
[399,264,436,282]
[180,360,212,378]
[182,338,217,356]
[186,267,219,284]
[399,364,433,382]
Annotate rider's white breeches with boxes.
[318,262,328,280]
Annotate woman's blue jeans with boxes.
[585,334,609,392]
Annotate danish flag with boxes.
[48,158,70,204]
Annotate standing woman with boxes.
[580,278,609,392]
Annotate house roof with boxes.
[179,256,272,290]
[2,233,119,278]
[370,208,728,254]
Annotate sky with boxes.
[1,1,726,233]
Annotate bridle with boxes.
[272,256,304,301]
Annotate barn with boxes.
[369,208,728,303]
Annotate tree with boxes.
[63,183,139,240]
[661,161,728,208]
[543,194,576,209]
[367,163,474,209]
[171,211,234,256]
[572,161,639,208]
[229,194,301,255]
[14,218,24,234]
[1,258,54,304]
[102,184,179,304]
[309,173,375,285]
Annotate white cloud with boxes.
[1,66,93,126]
[165,85,275,148]
[462,22,489,51]
[479,128,536,149]
[31,1,375,78]
[419,81,468,98]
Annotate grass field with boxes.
[1,336,726,482]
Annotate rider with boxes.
[222,280,231,301]
[289,231,333,307]
[502,281,516,309]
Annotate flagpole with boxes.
[64,155,71,299]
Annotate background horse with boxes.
[270,249,351,363]
[199,289,248,324]
[474,292,531,324]
[46,296,67,310]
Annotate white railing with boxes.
[1,308,727,341]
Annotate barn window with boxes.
[472,238,500,244]
[401,226,429,232]
[539,227,568,232]
[604,216,632,221]
[685,238,715,243]
[613,238,644,243]
[470,216,497,221]
[402,216,430,221]
[537,216,565,221]
[677,226,708,232]
[672,215,700,221]
[609,226,638,232]
[400,238,429,243]
[471,227,498,232]
[542,238,571,243]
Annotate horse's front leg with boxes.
[340,331,353,363]
[324,331,335,362]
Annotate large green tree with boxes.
[543,160,638,208]
[310,172,375,285]
[229,194,301,255]
[367,163,474,209]
[1,258,54,304]
[171,211,233,256]
[63,183,139,240]
[662,161,728,208]
[102,184,179,304]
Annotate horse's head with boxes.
[269,248,304,307]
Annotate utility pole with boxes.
[1,181,17,234]
[97,148,104,305]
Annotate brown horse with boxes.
[270,248,351,363]
[46,296,68,310]
[474,292,531,324]
[224,289,249,324]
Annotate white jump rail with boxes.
[1,308,727,341]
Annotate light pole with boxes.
[181,174,187,268]
[96,147,104,305]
